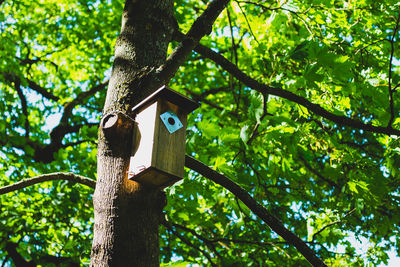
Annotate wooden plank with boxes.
[152,99,186,179]
[128,101,158,178]
[130,167,181,188]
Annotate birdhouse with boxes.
[128,86,199,188]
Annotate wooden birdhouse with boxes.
[128,86,199,188]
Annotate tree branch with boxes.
[161,218,217,267]
[185,155,327,266]
[49,122,98,147]
[387,12,400,127]
[13,76,30,139]
[0,172,96,195]
[0,71,101,163]
[311,221,341,242]
[311,209,355,242]
[183,87,241,118]
[237,0,314,35]
[226,7,238,66]
[5,242,36,267]
[5,241,79,267]
[164,219,223,261]
[61,139,97,148]
[211,237,287,247]
[0,70,60,101]
[235,1,261,46]
[26,78,60,101]
[198,86,230,98]
[60,80,108,125]
[166,219,289,257]
[158,0,231,83]
[31,121,98,163]
[299,156,339,188]
[185,40,400,136]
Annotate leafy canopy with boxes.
[1,0,400,266]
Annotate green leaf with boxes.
[240,125,250,144]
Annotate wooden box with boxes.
[128,86,199,187]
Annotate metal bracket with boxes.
[160,111,183,133]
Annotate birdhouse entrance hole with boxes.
[160,110,183,134]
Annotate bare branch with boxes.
[158,0,231,83]
[27,78,106,163]
[354,38,389,55]
[184,86,228,102]
[183,86,241,118]
[50,122,98,145]
[246,95,272,146]
[31,122,99,163]
[185,155,327,266]
[226,6,242,109]
[393,82,400,92]
[0,172,96,195]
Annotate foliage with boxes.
[1,0,400,265]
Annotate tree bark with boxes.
[90,0,175,266]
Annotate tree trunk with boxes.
[90,0,175,266]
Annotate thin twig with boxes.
[387,12,400,127]
[299,156,339,188]
[235,0,261,46]
[311,209,355,242]
[161,219,217,266]
[167,220,223,260]
[237,0,313,35]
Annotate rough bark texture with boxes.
[90,0,174,266]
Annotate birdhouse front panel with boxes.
[151,99,187,180]
[128,98,187,187]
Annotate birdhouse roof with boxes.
[132,85,199,113]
